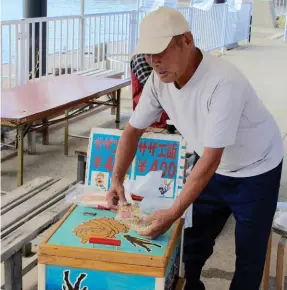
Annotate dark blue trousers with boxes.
[183,160,283,290]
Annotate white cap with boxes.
[132,7,190,56]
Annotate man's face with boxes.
[144,33,193,84]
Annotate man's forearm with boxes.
[171,150,222,219]
[112,124,145,184]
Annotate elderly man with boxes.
[107,7,284,290]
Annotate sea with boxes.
[1,0,190,64]
[1,0,138,21]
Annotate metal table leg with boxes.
[42,117,49,145]
[116,89,121,123]
[64,110,69,156]
[17,125,24,187]
[27,131,36,155]
[77,155,87,183]
[4,251,22,290]
[110,91,116,115]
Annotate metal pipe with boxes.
[17,125,24,187]
[23,0,47,78]
[80,0,85,70]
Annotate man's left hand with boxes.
[137,208,177,239]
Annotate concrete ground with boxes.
[1,27,287,289]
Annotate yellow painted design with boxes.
[72,217,129,244]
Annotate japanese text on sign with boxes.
[135,139,179,179]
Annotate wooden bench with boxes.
[1,177,77,290]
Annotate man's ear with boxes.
[183,32,194,47]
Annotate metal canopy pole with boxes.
[80,0,85,70]
[23,0,47,77]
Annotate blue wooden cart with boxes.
[38,128,189,290]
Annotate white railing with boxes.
[1,4,252,89]
[1,15,82,88]
[83,11,135,73]
[1,11,135,89]
[274,0,287,16]
[285,14,287,41]
[192,4,229,52]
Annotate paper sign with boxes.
[86,128,187,200]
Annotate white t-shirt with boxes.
[129,51,284,177]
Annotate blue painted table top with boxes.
[47,205,174,256]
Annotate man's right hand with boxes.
[106,180,126,211]
[105,123,145,211]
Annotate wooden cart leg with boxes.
[115,89,121,124]
[64,110,69,156]
[276,236,287,290]
[4,251,22,290]
[42,117,49,145]
[261,233,272,290]
[17,125,24,187]
[38,264,46,290]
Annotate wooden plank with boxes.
[163,219,184,267]
[39,243,165,268]
[1,181,76,238]
[1,254,38,290]
[4,251,22,290]
[1,226,55,290]
[1,176,56,211]
[38,254,165,278]
[2,178,60,216]
[1,198,72,261]
[75,147,88,156]
[1,178,73,231]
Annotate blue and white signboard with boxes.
[85,128,187,200]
